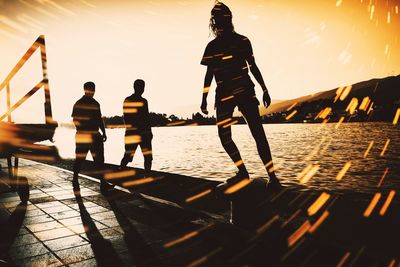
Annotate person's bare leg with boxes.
[73,158,84,189]
[120,142,137,169]
[93,134,114,191]
[240,103,281,186]
[218,125,248,176]
[120,152,133,169]
[144,159,152,175]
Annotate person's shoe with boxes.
[226,170,250,184]
[268,178,282,191]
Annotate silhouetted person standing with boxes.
[120,79,153,175]
[72,81,114,192]
[200,2,281,188]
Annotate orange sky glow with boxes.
[0,0,399,123]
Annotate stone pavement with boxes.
[0,159,223,267]
[2,159,400,267]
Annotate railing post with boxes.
[0,35,55,125]
[6,83,11,123]
[38,35,53,124]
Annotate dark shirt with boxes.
[201,32,255,101]
[123,94,151,132]
[71,96,102,132]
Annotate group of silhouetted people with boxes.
[71,80,152,192]
[71,2,281,194]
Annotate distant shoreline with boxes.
[56,120,395,129]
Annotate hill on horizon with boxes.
[262,75,400,121]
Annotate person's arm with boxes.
[100,118,107,141]
[245,40,272,107]
[201,66,214,115]
[71,104,80,129]
[122,100,127,127]
[97,104,107,142]
[144,99,151,128]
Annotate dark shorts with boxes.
[216,93,260,125]
[75,132,104,164]
[123,130,153,162]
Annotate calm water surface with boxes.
[47,123,400,193]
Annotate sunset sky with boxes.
[0,0,399,123]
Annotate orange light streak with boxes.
[340,85,352,101]
[216,118,232,126]
[185,189,212,203]
[164,231,199,248]
[256,215,280,235]
[123,108,138,114]
[287,220,311,247]
[335,86,345,102]
[336,161,351,181]
[286,110,297,120]
[359,96,371,111]
[335,116,345,129]
[221,95,234,102]
[363,141,374,158]
[222,55,233,60]
[309,211,329,234]
[281,209,301,228]
[337,252,351,267]
[123,102,144,107]
[316,107,332,119]
[377,167,389,188]
[264,160,273,168]
[223,120,238,128]
[379,190,396,216]
[167,121,186,126]
[286,102,297,111]
[14,154,55,162]
[370,5,375,20]
[367,102,374,115]
[393,108,400,125]
[122,177,160,187]
[125,135,141,144]
[380,139,390,156]
[307,192,331,216]
[363,193,381,217]
[346,98,358,115]
[75,133,93,144]
[224,179,251,195]
[297,165,319,184]
[142,149,153,155]
[104,170,135,179]
[187,248,223,267]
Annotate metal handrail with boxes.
[0,35,54,124]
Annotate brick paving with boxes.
[0,159,214,266]
[2,159,400,266]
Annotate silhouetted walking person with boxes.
[120,79,153,175]
[72,81,114,192]
[200,2,281,187]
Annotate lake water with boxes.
[46,123,400,193]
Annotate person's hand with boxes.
[263,91,271,108]
[102,134,107,142]
[201,100,209,115]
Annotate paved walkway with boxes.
[0,159,221,266]
[1,159,400,267]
